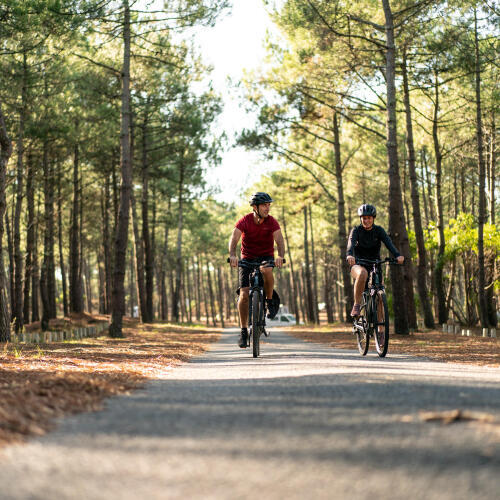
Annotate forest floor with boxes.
[0,316,220,448]
[283,324,500,367]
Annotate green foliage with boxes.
[425,213,499,261]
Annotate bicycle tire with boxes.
[252,290,261,358]
[374,291,389,357]
[355,295,369,355]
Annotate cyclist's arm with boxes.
[273,229,285,268]
[346,227,356,266]
[229,228,242,267]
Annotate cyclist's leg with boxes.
[261,267,274,300]
[350,265,368,315]
[238,264,251,328]
[238,288,250,327]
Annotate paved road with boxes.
[1,328,499,499]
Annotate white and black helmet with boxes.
[249,192,274,206]
[357,204,377,217]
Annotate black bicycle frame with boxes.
[239,260,270,336]
[357,258,395,326]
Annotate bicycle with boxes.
[352,257,399,357]
[228,258,284,358]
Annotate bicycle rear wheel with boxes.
[374,291,389,357]
[354,296,369,355]
[252,291,261,358]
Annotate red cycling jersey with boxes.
[235,213,280,259]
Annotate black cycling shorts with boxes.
[238,256,274,289]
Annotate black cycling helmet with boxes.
[249,192,274,206]
[357,204,376,217]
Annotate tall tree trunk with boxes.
[216,266,225,328]
[159,213,170,321]
[141,108,154,322]
[129,251,135,317]
[131,192,148,322]
[486,112,497,326]
[432,71,448,325]
[199,256,209,326]
[0,98,12,341]
[83,258,92,313]
[474,10,489,328]
[419,150,430,227]
[205,257,216,327]
[23,151,34,324]
[186,259,193,323]
[308,205,320,323]
[41,139,56,330]
[303,206,314,322]
[13,52,27,332]
[172,163,185,322]
[323,253,334,323]
[333,112,353,321]
[57,170,68,317]
[282,210,300,324]
[402,51,434,328]
[382,0,409,334]
[70,142,83,313]
[151,183,157,318]
[488,112,496,225]
[194,256,201,322]
[6,211,14,319]
[31,195,40,322]
[102,176,112,313]
[110,0,132,337]
[98,256,106,314]
[422,148,435,222]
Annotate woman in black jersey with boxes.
[346,204,404,317]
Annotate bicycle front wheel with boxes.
[374,291,389,357]
[354,297,369,355]
[252,291,261,358]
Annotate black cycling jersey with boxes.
[346,224,401,261]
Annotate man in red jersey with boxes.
[229,192,285,348]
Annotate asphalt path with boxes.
[1,328,499,499]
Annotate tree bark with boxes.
[172,162,185,322]
[303,206,315,322]
[131,191,148,322]
[0,98,13,341]
[31,194,40,322]
[333,112,354,322]
[308,205,320,323]
[57,169,68,317]
[13,52,27,332]
[41,138,56,330]
[432,71,448,325]
[474,9,489,328]
[70,141,83,313]
[217,266,225,328]
[205,256,216,326]
[382,0,409,334]
[6,210,14,319]
[141,108,154,322]
[23,151,34,324]
[282,210,300,324]
[110,0,132,337]
[194,256,201,322]
[83,258,92,313]
[402,51,434,328]
[102,176,112,313]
